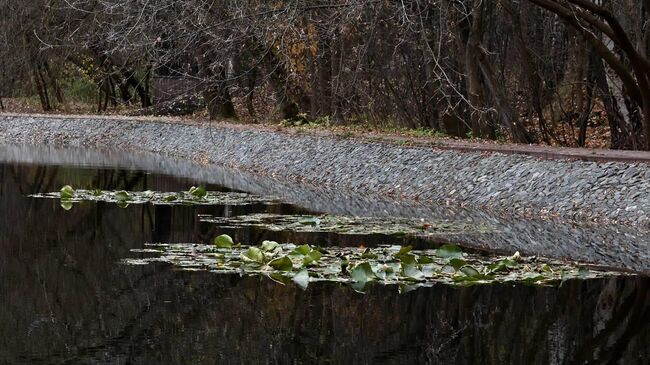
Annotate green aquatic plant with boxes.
[200,213,493,237]
[122,235,628,293]
[59,185,75,199]
[213,234,234,249]
[31,186,277,209]
[189,186,207,199]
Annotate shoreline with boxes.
[1,114,648,226]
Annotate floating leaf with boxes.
[350,262,375,282]
[260,240,280,253]
[241,247,265,264]
[114,191,130,201]
[395,253,417,265]
[60,185,75,199]
[302,250,323,266]
[293,270,310,289]
[417,256,435,264]
[213,234,234,249]
[521,272,547,284]
[402,264,424,281]
[441,265,457,274]
[578,267,590,278]
[189,186,207,199]
[361,248,378,259]
[422,264,438,277]
[298,217,321,226]
[291,244,312,256]
[124,242,628,294]
[201,213,492,237]
[31,189,275,207]
[459,265,480,277]
[268,273,291,285]
[448,258,467,270]
[269,256,293,271]
[351,280,373,293]
[397,246,413,255]
[487,258,519,273]
[324,264,342,275]
[436,244,464,259]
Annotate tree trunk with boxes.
[123,69,151,108]
[601,32,644,149]
[43,61,64,105]
[477,49,532,143]
[592,49,631,149]
[311,33,332,118]
[202,61,236,120]
[259,44,307,120]
[463,2,491,138]
[32,63,51,111]
[205,83,236,120]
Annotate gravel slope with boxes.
[0,115,648,227]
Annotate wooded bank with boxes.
[1,1,649,150]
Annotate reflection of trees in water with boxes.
[0,164,648,364]
[0,164,193,363]
[6,270,650,363]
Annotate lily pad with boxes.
[189,186,207,199]
[213,234,234,249]
[350,262,376,283]
[269,256,293,272]
[121,239,630,294]
[241,247,266,264]
[436,244,464,259]
[31,187,277,209]
[60,185,75,199]
[201,213,493,238]
[293,270,310,289]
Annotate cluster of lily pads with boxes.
[31,185,276,210]
[122,234,626,292]
[200,213,492,236]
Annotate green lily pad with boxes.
[436,244,464,259]
[350,262,375,282]
[60,185,75,199]
[293,270,310,289]
[123,239,630,294]
[241,247,265,264]
[261,240,280,253]
[115,191,130,201]
[189,186,207,199]
[402,264,424,281]
[213,234,234,249]
[269,256,293,271]
[201,213,492,237]
[31,188,276,207]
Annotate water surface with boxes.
[0,161,648,364]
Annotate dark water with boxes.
[0,163,648,365]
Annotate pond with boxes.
[0,154,648,364]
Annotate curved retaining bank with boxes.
[0,115,649,227]
[1,144,649,272]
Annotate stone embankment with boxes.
[0,114,648,227]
